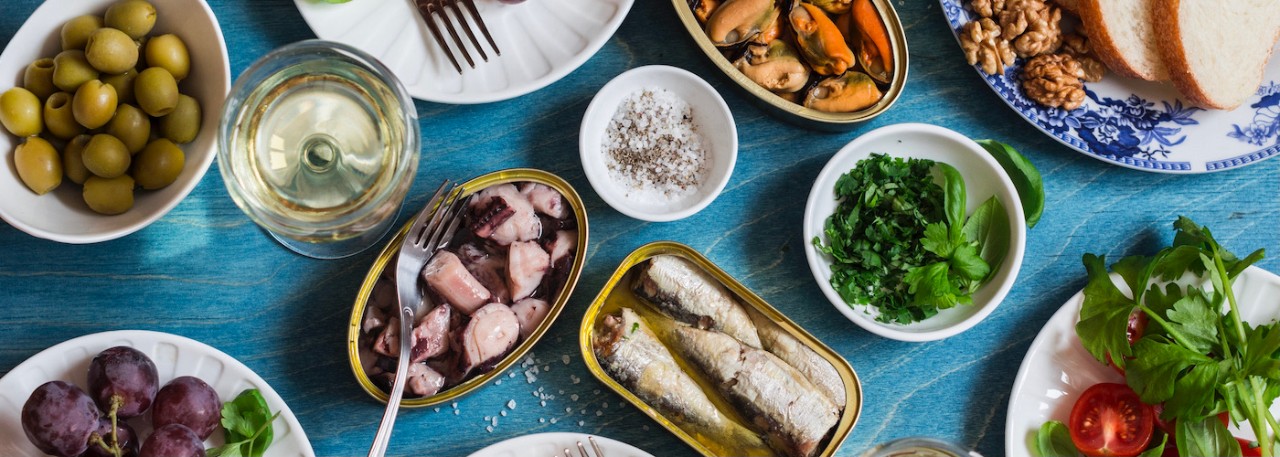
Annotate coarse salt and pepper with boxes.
[602,88,710,204]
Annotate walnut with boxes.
[960,18,1016,75]
[1022,54,1086,110]
[1058,33,1105,82]
[998,0,1049,39]
[969,0,1006,18]
[1012,6,1062,57]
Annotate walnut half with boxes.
[960,18,1016,75]
[1059,33,1106,82]
[1021,54,1085,110]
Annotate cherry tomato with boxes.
[1238,438,1261,457]
[1070,383,1156,457]
[1108,311,1150,376]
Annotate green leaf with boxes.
[1138,432,1169,457]
[936,162,966,234]
[1076,254,1138,367]
[1111,255,1152,297]
[1176,415,1242,457]
[1127,336,1213,406]
[1241,323,1280,380]
[1163,362,1220,421]
[975,139,1044,228]
[950,243,990,282]
[920,222,954,257]
[962,196,1009,281]
[207,389,277,457]
[1035,421,1080,457]
[1153,245,1205,282]
[1165,291,1221,355]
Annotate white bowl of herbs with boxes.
[803,123,1038,342]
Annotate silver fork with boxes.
[367,180,472,457]
[414,0,500,74]
[557,436,606,457]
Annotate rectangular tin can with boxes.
[347,168,589,407]
[580,241,861,456]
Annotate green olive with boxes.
[63,134,93,185]
[134,67,177,116]
[83,133,131,178]
[101,68,137,104]
[0,88,43,137]
[131,138,184,190]
[52,50,99,92]
[144,34,189,80]
[83,175,135,215]
[61,15,103,51]
[23,58,57,100]
[105,0,157,40]
[72,80,118,129]
[85,27,138,74]
[158,95,200,144]
[106,104,150,154]
[43,92,83,139]
[133,36,148,68]
[14,137,62,195]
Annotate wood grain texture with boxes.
[1,1,1278,456]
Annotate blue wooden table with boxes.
[2,1,1277,456]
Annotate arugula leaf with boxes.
[975,139,1044,228]
[1036,421,1080,457]
[1076,254,1137,367]
[207,389,277,457]
[1176,415,1242,457]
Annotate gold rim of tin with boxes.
[347,168,591,407]
[579,241,862,456]
[671,0,909,126]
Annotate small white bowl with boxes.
[803,123,1028,342]
[0,0,229,243]
[579,65,737,222]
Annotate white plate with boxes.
[467,432,655,457]
[1004,266,1280,456]
[293,0,634,104]
[940,0,1280,173]
[0,330,314,457]
[803,123,1026,342]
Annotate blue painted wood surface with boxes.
[2,1,1278,456]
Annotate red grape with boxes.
[21,381,100,457]
[82,418,139,457]
[138,424,205,457]
[88,346,159,418]
[151,376,221,439]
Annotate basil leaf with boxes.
[976,139,1044,228]
[1176,415,1242,457]
[1138,432,1169,457]
[961,196,1008,282]
[1035,421,1080,457]
[936,163,966,236]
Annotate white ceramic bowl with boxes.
[579,65,737,222]
[0,0,229,243]
[803,123,1027,342]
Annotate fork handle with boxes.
[367,305,415,457]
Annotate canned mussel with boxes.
[581,241,861,457]
[348,168,589,407]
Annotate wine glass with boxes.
[218,40,419,259]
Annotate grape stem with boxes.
[88,395,126,457]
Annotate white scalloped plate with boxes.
[467,432,655,457]
[940,0,1280,173]
[294,0,634,104]
[1004,266,1280,456]
[0,330,314,457]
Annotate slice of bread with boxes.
[1077,0,1167,81]
[1154,0,1280,110]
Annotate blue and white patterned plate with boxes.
[940,0,1280,173]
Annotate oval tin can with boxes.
[348,168,589,407]
[580,241,861,456]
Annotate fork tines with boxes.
[415,0,500,74]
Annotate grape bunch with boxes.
[20,346,222,457]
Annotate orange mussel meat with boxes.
[789,2,855,76]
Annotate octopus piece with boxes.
[510,298,550,340]
[422,251,492,315]
[411,304,452,363]
[457,244,512,304]
[470,184,541,245]
[546,230,578,267]
[406,363,446,397]
[373,317,401,357]
[507,241,550,302]
[362,305,388,334]
[519,182,568,219]
[369,278,396,311]
[458,303,521,377]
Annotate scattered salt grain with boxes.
[550,418,558,424]
[570,375,580,385]
[540,400,547,407]
[571,394,579,401]
[491,417,498,427]
[434,407,440,412]
[561,355,570,365]
[495,380,502,385]
[507,400,517,409]
[454,410,460,415]
[540,418,546,423]
[486,426,493,433]
[602,88,709,204]
[595,411,603,417]
[578,420,584,426]
[501,410,508,417]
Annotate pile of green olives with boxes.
[1,0,198,215]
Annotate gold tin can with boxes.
[672,0,909,131]
[347,168,590,407]
[580,241,862,456]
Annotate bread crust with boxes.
[1154,0,1280,110]
[1077,0,1151,80]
